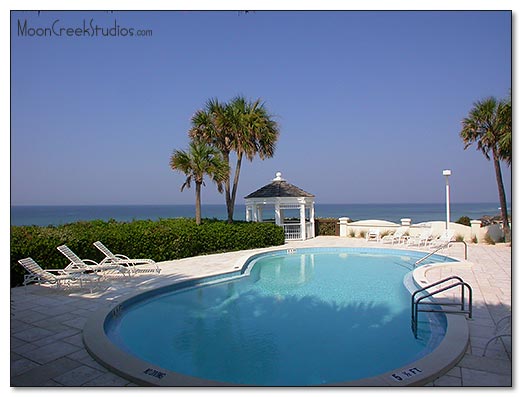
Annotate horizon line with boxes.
[10,201,507,207]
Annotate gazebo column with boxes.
[250,205,255,222]
[245,204,252,222]
[256,205,263,222]
[310,202,315,238]
[275,201,282,226]
[300,203,306,240]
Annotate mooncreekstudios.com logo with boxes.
[17,18,153,38]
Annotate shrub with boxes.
[314,218,338,236]
[10,218,285,287]
[484,233,496,245]
[456,216,471,226]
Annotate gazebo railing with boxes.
[283,224,302,240]
[283,222,314,240]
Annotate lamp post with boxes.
[442,170,452,230]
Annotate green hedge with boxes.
[314,218,339,236]
[10,218,285,287]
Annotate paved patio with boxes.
[10,236,512,387]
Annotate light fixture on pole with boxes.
[442,170,452,230]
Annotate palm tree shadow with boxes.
[146,279,430,386]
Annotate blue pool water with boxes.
[105,248,452,386]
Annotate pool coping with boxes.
[82,248,472,387]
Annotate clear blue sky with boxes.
[10,10,512,206]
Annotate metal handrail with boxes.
[414,240,468,267]
[452,240,468,260]
[411,276,464,301]
[414,243,450,266]
[411,276,472,338]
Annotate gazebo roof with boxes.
[245,172,314,199]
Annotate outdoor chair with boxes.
[18,257,101,291]
[483,314,511,356]
[407,228,433,247]
[94,241,160,274]
[365,228,381,242]
[57,245,131,277]
[429,229,455,248]
[381,227,408,245]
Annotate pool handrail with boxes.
[414,240,467,266]
[411,276,472,338]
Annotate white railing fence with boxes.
[283,224,301,240]
[283,222,314,240]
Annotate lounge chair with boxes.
[57,245,131,277]
[366,228,381,242]
[18,257,101,291]
[483,314,511,356]
[407,228,433,247]
[429,229,455,248]
[381,227,408,245]
[94,241,160,274]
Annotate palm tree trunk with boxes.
[493,152,511,242]
[222,151,234,224]
[228,153,243,223]
[195,182,202,225]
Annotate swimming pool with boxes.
[84,247,469,386]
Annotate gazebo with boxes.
[244,172,315,241]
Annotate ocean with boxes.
[10,203,504,227]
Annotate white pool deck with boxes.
[10,236,512,387]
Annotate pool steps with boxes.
[411,276,473,338]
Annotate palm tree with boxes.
[170,141,229,225]
[498,94,512,166]
[189,96,280,222]
[460,96,511,242]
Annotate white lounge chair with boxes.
[18,257,101,291]
[57,245,131,277]
[381,227,408,245]
[94,241,160,274]
[408,228,433,247]
[366,228,381,242]
[429,229,455,248]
